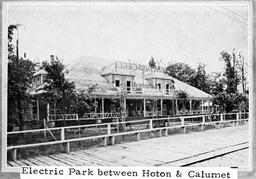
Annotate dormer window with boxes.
[157,83,161,89]
[115,80,120,87]
[166,84,170,93]
[43,75,47,83]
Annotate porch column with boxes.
[124,98,126,114]
[47,102,50,121]
[207,99,210,113]
[143,99,146,117]
[102,98,104,119]
[160,99,163,116]
[142,70,145,85]
[94,98,97,113]
[189,100,192,114]
[36,98,40,120]
[172,100,175,115]
[175,99,178,114]
[201,99,204,114]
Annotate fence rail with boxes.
[7,112,249,161]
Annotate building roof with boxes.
[33,69,48,77]
[171,76,211,98]
[67,60,118,95]
[67,59,212,99]
[101,63,135,76]
[144,71,174,80]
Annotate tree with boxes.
[41,56,76,126]
[175,90,189,110]
[194,63,207,92]
[8,25,37,131]
[212,50,248,113]
[220,50,239,94]
[73,89,97,118]
[212,92,248,113]
[165,62,197,86]
[148,57,156,69]
[208,72,225,95]
[236,52,248,94]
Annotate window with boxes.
[37,76,40,82]
[43,75,47,83]
[166,84,170,92]
[157,83,161,89]
[127,81,131,87]
[33,78,36,87]
[115,80,120,87]
[127,81,131,92]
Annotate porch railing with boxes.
[144,111,162,117]
[49,114,78,121]
[82,112,121,119]
[177,110,207,115]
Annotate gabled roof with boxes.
[67,58,212,99]
[144,71,174,80]
[171,76,211,98]
[101,63,135,76]
[67,59,118,95]
[33,69,47,77]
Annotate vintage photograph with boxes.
[2,1,252,171]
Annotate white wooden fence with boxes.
[7,112,248,161]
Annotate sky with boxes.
[7,2,250,73]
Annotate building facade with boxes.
[67,61,213,120]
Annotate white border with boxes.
[1,1,255,178]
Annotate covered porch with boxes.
[81,96,212,120]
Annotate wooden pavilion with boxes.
[67,60,212,120]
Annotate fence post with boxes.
[108,136,115,145]
[61,127,69,152]
[220,114,223,122]
[107,124,114,145]
[181,116,186,134]
[219,114,224,128]
[149,119,153,130]
[236,113,239,126]
[103,137,107,146]
[201,115,205,131]
[181,116,184,126]
[163,129,168,136]
[11,149,17,161]
[64,142,70,153]
[61,128,65,141]
[158,129,162,137]
[107,124,111,135]
[135,132,140,141]
[43,119,47,140]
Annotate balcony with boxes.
[116,87,143,94]
[116,86,175,96]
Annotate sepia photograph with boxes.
[0,1,255,177]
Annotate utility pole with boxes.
[15,24,25,130]
[16,24,23,62]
